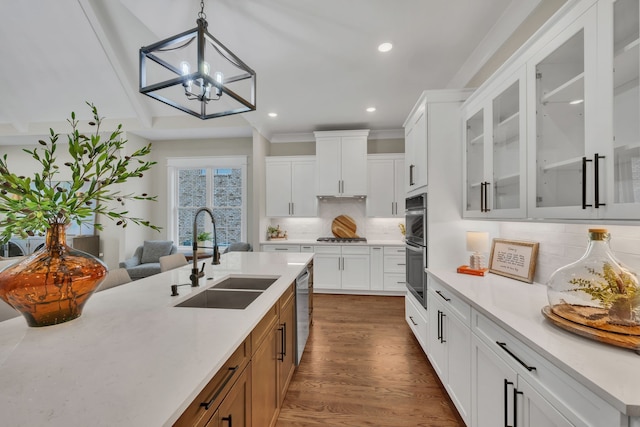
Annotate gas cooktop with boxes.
[316,237,367,243]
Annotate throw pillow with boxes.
[141,240,173,264]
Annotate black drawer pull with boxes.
[201,365,240,410]
[222,414,233,426]
[496,342,536,371]
[409,315,418,326]
[435,290,451,302]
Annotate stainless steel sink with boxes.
[211,277,278,291]
[175,289,262,310]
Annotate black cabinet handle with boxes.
[504,379,514,427]
[409,315,418,326]
[594,153,606,208]
[435,290,451,302]
[201,365,239,410]
[437,310,442,342]
[484,182,491,212]
[278,325,286,361]
[480,182,484,212]
[513,388,523,427]
[222,414,233,427]
[496,342,536,371]
[582,156,592,209]
[409,164,415,186]
[440,312,446,343]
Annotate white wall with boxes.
[494,221,640,286]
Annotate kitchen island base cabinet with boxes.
[206,365,252,427]
[174,338,251,427]
[278,287,296,406]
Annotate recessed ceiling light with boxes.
[268,112,278,117]
[378,42,393,53]
[366,107,376,113]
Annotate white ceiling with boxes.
[0,0,542,145]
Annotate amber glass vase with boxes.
[0,224,106,327]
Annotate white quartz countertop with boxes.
[428,268,640,417]
[0,252,313,427]
[260,239,405,246]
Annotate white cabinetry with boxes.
[527,5,599,219]
[427,275,471,425]
[463,66,527,218]
[370,245,405,292]
[265,156,317,217]
[315,130,368,197]
[404,90,473,199]
[261,244,301,252]
[404,102,428,193]
[471,309,622,427]
[366,154,405,217]
[405,291,427,353]
[314,245,369,291]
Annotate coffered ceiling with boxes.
[0,0,543,144]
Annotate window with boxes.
[167,157,247,251]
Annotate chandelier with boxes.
[139,0,256,120]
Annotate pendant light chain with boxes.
[198,0,207,20]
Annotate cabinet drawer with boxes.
[251,304,278,352]
[341,245,369,255]
[383,273,406,291]
[261,244,300,252]
[175,337,251,427]
[472,310,621,427]
[279,282,295,309]
[383,255,405,273]
[384,246,405,256]
[405,293,427,352]
[428,275,470,326]
[313,245,341,254]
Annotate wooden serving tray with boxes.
[331,215,358,238]
[542,306,640,353]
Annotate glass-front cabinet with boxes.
[527,6,598,219]
[601,0,640,218]
[463,67,526,218]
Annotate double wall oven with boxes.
[405,193,427,306]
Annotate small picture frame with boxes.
[488,239,539,283]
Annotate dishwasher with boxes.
[295,267,310,365]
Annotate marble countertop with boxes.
[0,252,313,427]
[428,269,640,417]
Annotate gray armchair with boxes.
[119,240,177,280]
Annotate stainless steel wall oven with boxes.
[405,193,427,306]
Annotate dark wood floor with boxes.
[276,294,465,427]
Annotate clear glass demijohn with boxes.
[547,229,640,333]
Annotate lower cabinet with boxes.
[251,283,296,427]
[207,365,252,427]
[427,278,471,425]
[409,272,628,427]
[314,245,370,291]
[176,282,300,427]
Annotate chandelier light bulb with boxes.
[180,61,190,75]
[214,71,224,97]
[202,61,211,76]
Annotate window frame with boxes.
[167,156,248,252]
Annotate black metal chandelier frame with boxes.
[139,3,256,120]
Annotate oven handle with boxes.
[405,242,424,252]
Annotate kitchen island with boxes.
[0,251,312,427]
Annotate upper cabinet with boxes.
[315,130,368,197]
[366,154,405,217]
[404,90,473,200]
[265,156,317,217]
[600,0,640,218]
[463,67,527,218]
[404,101,428,194]
[527,6,598,219]
[463,0,640,220]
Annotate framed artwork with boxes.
[488,239,539,283]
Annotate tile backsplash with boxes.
[267,198,405,241]
[497,222,640,285]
